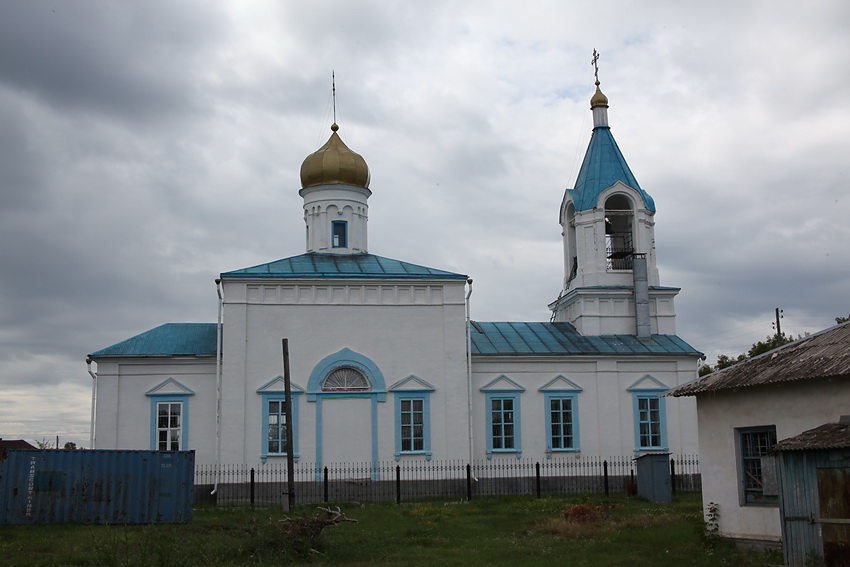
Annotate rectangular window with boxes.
[739,426,778,505]
[156,402,182,451]
[267,400,288,454]
[637,396,662,448]
[549,397,574,450]
[332,221,347,248]
[400,398,424,452]
[491,398,515,450]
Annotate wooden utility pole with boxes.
[774,307,783,337]
[282,339,295,511]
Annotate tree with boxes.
[698,332,795,376]
[63,441,77,450]
[836,315,850,324]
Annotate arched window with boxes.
[565,203,578,284]
[604,194,634,270]
[322,366,370,391]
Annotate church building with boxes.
[87,73,701,472]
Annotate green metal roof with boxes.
[470,321,700,356]
[567,126,656,212]
[88,323,217,358]
[221,253,468,280]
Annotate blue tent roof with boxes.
[88,323,217,358]
[470,321,699,356]
[567,126,656,212]
[221,252,468,280]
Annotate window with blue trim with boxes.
[400,398,424,452]
[632,393,667,451]
[146,379,193,452]
[266,399,288,454]
[482,376,524,459]
[258,388,301,462]
[332,221,347,248]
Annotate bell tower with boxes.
[549,51,680,337]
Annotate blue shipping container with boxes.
[0,449,194,524]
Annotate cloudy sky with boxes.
[1,1,848,448]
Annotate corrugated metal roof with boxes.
[669,322,850,397]
[221,252,468,280]
[88,323,217,358]
[773,421,850,452]
[470,321,700,356]
[566,126,656,212]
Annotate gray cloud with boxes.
[1,0,848,446]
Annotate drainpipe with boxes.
[465,278,478,481]
[212,278,224,495]
[86,358,97,449]
[633,255,651,338]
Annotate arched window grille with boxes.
[322,366,370,391]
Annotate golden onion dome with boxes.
[590,80,609,109]
[300,123,370,189]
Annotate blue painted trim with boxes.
[257,388,302,464]
[630,390,668,453]
[146,378,194,451]
[480,374,526,392]
[147,396,190,451]
[542,391,581,457]
[392,391,432,461]
[306,348,387,401]
[484,391,522,459]
[307,348,387,480]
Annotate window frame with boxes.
[155,400,184,451]
[630,390,668,452]
[543,392,580,454]
[332,220,348,248]
[257,379,302,463]
[145,378,193,452]
[484,391,522,459]
[737,425,778,506]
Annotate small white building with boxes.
[88,77,701,472]
[669,321,850,551]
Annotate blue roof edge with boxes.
[88,322,218,358]
[220,252,469,280]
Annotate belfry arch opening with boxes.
[565,203,577,285]
[604,194,634,270]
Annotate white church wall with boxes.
[218,278,469,466]
[92,358,217,461]
[470,355,699,461]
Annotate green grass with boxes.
[0,493,782,566]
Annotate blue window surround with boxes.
[145,378,194,451]
[627,375,669,453]
[389,376,435,461]
[481,375,525,459]
[539,376,583,457]
[257,377,303,463]
[307,348,386,480]
[332,221,347,248]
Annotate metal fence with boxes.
[195,454,700,507]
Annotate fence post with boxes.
[396,465,401,505]
[603,460,609,497]
[535,462,541,498]
[466,463,472,501]
[670,457,677,495]
[323,466,329,503]
[250,467,255,508]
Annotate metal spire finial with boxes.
[591,49,600,85]
[332,70,336,125]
